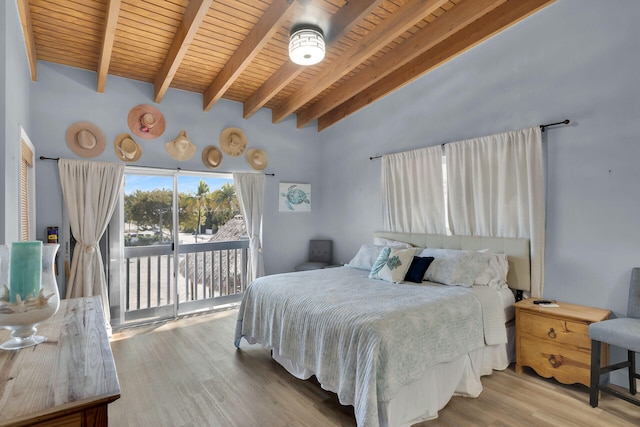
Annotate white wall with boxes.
[318,0,640,383]
[1,1,31,244]
[29,62,324,275]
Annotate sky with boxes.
[124,174,233,195]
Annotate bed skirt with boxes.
[272,321,515,427]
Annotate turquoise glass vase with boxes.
[0,243,60,350]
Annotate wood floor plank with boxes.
[109,308,639,426]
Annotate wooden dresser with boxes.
[0,296,120,426]
[514,298,610,387]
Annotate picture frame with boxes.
[279,183,311,212]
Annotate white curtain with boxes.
[445,126,545,297]
[381,146,445,234]
[59,159,125,333]
[233,172,265,283]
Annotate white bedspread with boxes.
[234,267,506,427]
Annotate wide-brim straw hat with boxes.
[114,133,142,162]
[165,130,196,161]
[219,127,247,157]
[65,121,106,158]
[202,145,223,169]
[246,148,268,170]
[128,104,166,140]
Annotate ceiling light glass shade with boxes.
[289,25,325,66]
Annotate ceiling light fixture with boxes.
[289,24,325,66]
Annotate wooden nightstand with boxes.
[514,298,610,387]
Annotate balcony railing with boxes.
[122,239,249,321]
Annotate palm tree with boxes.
[182,180,214,243]
[210,182,240,227]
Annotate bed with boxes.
[234,232,530,427]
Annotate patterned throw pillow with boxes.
[369,247,417,283]
[369,247,391,278]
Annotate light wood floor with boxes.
[109,308,639,426]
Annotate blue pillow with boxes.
[404,256,435,283]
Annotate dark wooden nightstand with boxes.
[514,298,610,387]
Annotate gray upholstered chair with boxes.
[589,267,640,407]
[295,239,332,271]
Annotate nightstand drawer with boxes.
[518,335,591,385]
[518,311,591,350]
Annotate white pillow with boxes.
[346,244,386,270]
[419,248,491,287]
[369,247,417,284]
[474,249,509,288]
[373,237,413,249]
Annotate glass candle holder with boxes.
[0,242,60,350]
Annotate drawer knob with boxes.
[547,328,557,339]
[548,354,559,367]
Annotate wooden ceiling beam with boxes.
[243,61,300,118]
[296,0,508,128]
[317,0,556,131]
[96,0,122,93]
[153,0,212,103]
[242,0,385,119]
[203,0,295,112]
[17,0,38,81]
[272,0,451,125]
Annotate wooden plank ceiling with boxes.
[19,0,555,132]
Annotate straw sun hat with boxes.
[165,130,196,161]
[114,133,142,162]
[246,148,268,170]
[219,127,247,157]
[65,121,106,158]
[202,145,223,169]
[127,104,166,140]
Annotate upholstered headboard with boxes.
[373,232,531,292]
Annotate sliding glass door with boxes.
[120,171,175,323]
[109,168,248,326]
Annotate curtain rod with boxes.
[38,156,275,176]
[540,119,570,131]
[369,119,571,160]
